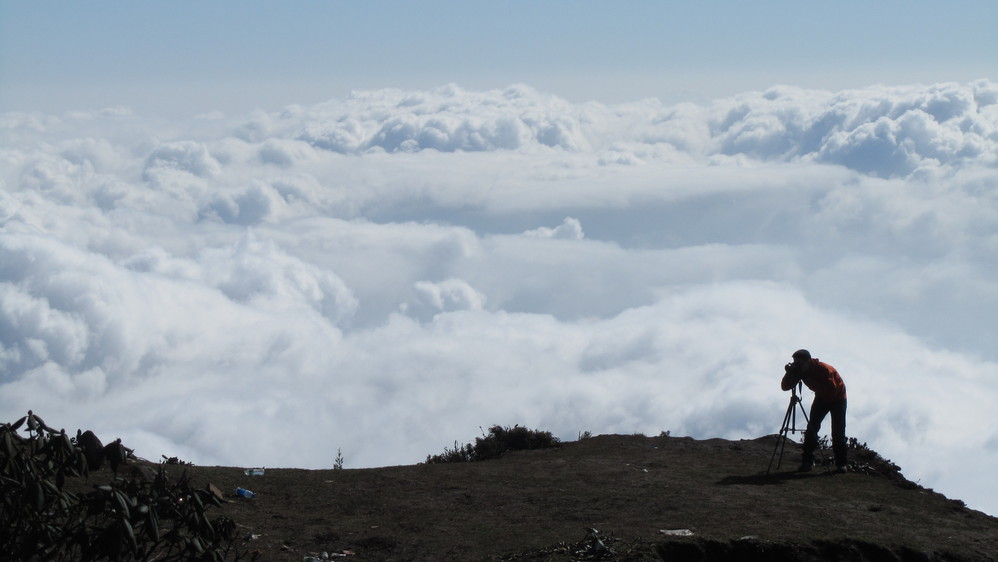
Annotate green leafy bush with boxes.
[0,411,252,561]
[425,425,560,464]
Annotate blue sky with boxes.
[2,1,996,115]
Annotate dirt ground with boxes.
[145,434,998,561]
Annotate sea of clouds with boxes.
[2,81,997,515]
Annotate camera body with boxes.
[784,362,805,394]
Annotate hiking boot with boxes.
[797,461,813,472]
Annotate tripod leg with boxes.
[767,399,796,474]
[797,398,810,426]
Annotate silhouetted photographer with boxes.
[781,349,848,473]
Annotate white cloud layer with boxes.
[2,81,997,515]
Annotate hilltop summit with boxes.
[5,414,996,560]
[202,433,997,560]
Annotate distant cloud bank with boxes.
[257,81,997,178]
[2,81,996,516]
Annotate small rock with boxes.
[660,529,694,536]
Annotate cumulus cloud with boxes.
[401,278,487,322]
[523,217,585,239]
[168,80,998,181]
[295,84,592,153]
[199,183,288,225]
[144,141,222,179]
[258,138,319,167]
[1,81,997,516]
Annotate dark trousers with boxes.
[802,398,847,466]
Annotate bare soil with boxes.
[141,434,998,561]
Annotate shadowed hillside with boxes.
[4,417,997,561]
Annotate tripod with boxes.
[767,381,809,474]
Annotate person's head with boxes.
[792,349,811,370]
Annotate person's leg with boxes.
[831,399,848,468]
[801,399,831,469]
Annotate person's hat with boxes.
[792,349,811,362]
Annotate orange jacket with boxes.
[781,359,847,402]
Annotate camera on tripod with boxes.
[768,363,809,474]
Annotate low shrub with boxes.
[425,425,560,464]
[0,411,251,561]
